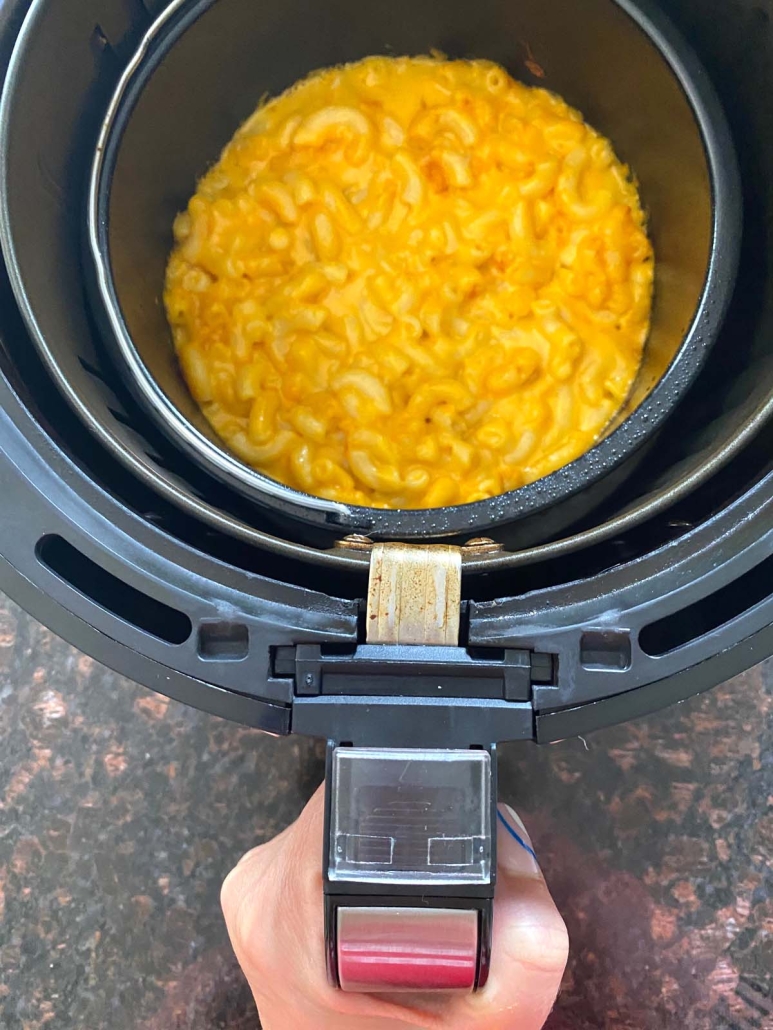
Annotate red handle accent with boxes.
[337,907,478,993]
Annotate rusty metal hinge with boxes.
[366,543,462,646]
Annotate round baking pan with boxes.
[86,0,741,542]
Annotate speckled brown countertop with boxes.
[0,591,771,1029]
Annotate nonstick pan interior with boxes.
[89,0,740,542]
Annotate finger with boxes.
[475,805,569,1028]
[222,786,443,1029]
[407,804,568,1030]
[221,786,327,990]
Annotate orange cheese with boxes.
[165,56,653,508]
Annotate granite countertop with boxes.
[0,591,771,1029]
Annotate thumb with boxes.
[384,802,569,1030]
[469,804,568,1029]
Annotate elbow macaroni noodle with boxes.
[165,56,654,509]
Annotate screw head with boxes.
[463,537,503,555]
[338,534,374,552]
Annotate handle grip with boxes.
[323,744,496,993]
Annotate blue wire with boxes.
[496,809,537,861]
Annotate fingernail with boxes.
[497,804,542,880]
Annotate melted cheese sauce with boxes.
[165,56,653,508]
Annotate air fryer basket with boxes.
[88,0,740,543]
[0,0,769,731]
[2,0,764,578]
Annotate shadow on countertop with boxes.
[0,593,771,1030]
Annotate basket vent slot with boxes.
[198,622,249,661]
[639,553,773,656]
[580,630,631,671]
[36,535,192,644]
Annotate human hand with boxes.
[222,788,568,1030]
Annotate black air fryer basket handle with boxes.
[323,742,497,993]
[315,542,498,992]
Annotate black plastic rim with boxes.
[88,0,743,540]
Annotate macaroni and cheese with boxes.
[165,56,654,509]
